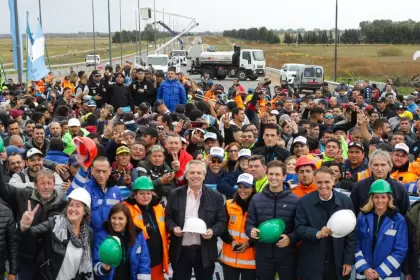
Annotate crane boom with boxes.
[153,21,184,48]
[155,20,199,54]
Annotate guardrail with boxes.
[265,67,354,89]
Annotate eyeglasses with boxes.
[229,149,239,154]
[393,153,408,158]
[324,116,334,119]
[211,159,223,164]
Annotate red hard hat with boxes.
[73,136,98,168]
[295,156,316,172]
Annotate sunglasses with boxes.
[324,116,334,119]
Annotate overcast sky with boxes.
[1,0,419,34]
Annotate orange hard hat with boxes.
[295,155,316,172]
[73,136,98,168]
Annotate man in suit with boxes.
[165,160,227,280]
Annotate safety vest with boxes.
[390,170,418,185]
[256,175,268,193]
[124,202,169,275]
[357,169,371,181]
[220,200,256,269]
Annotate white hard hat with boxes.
[68,188,91,209]
[182,218,207,234]
[327,209,356,238]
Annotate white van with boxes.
[170,50,188,66]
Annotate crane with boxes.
[152,21,184,49]
[154,20,199,54]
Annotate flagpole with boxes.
[37,0,50,71]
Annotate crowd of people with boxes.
[1,61,420,280]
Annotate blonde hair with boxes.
[360,193,396,212]
[285,156,297,164]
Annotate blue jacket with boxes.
[93,232,151,280]
[355,210,408,279]
[156,79,186,112]
[217,169,243,198]
[44,150,70,165]
[408,102,419,114]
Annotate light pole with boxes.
[92,0,96,68]
[119,0,122,66]
[334,0,338,82]
[14,0,23,83]
[138,0,141,56]
[135,11,139,57]
[38,0,43,26]
[107,0,112,66]
[153,0,157,50]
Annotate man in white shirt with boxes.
[165,160,227,280]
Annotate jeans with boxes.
[17,261,34,280]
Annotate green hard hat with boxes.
[133,176,154,191]
[258,218,286,244]
[0,137,3,153]
[369,179,392,194]
[99,236,122,267]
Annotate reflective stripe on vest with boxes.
[219,253,256,266]
[228,229,249,240]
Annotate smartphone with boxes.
[122,106,131,113]
[191,121,202,128]
[233,244,241,252]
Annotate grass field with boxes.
[0,36,178,67]
[202,36,420,91]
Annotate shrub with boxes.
[377,47,404,57]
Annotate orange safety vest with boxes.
[390,170,418,185]
[220,200,256,270]
[124,202,169,275]
[357,169,371,181]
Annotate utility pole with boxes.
[334,0,338,82]
[92,0,96,68]
[119,0,122,65]
[107,0,112,67]
[153,0,157,50]
[14,0,23,82]
[138,0,141,56]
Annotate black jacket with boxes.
[0,202,19,275]
[295,190,356,280]
[135,159,175,198]
[104,77,134,111]
[245,186,298,259]
[87,79,108,108]
[350,174,409,216]
[165,185,227,268]
[130,79,155,106]
[378,107,396,119]
[29,216,93,280]
[0,163,66,264]
[405,200,420,280]
[252,145,292,165]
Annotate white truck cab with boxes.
[86,54,100,67]
[146,54,170,73]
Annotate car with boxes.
[280,63,305,85]
[198,40,203,44]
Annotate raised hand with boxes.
[20,201,40,231]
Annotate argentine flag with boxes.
[26,13,49,81]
